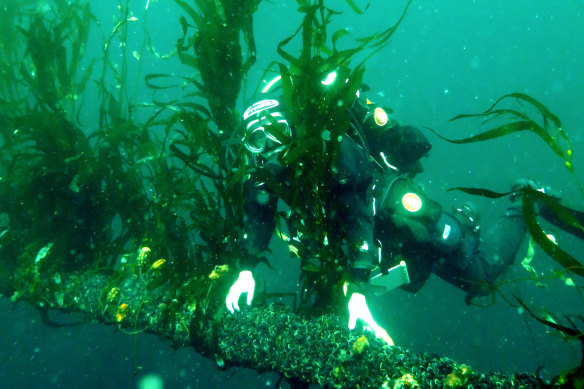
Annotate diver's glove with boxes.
[347,292,394,346]
[226,270,255,314]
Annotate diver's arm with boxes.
[227,174,278,314]
[240,177,278,269]
[375,180,488,297]
[510,178,584,240]
[331,136,377,282]
[481,205,527,281]
[431,203,527,302]
[334,138,394,346]
[346,197,376,283]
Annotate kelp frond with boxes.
[427,93,582,193]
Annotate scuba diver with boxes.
[225,73,397,345]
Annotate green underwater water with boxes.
[1,0,583,387]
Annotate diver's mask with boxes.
[242,99,291,163]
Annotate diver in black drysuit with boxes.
[239,108,376,285]
[225,76,398,345]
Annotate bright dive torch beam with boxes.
[368,261,410,295]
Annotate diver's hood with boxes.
[369,125,431,172]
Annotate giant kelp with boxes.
[0,0,574,387]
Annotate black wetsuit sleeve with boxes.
[343,190,375,283]
[480,205,526,280]
[329,137,376,283]
[240,176,278,270]
[436,205,527,302]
